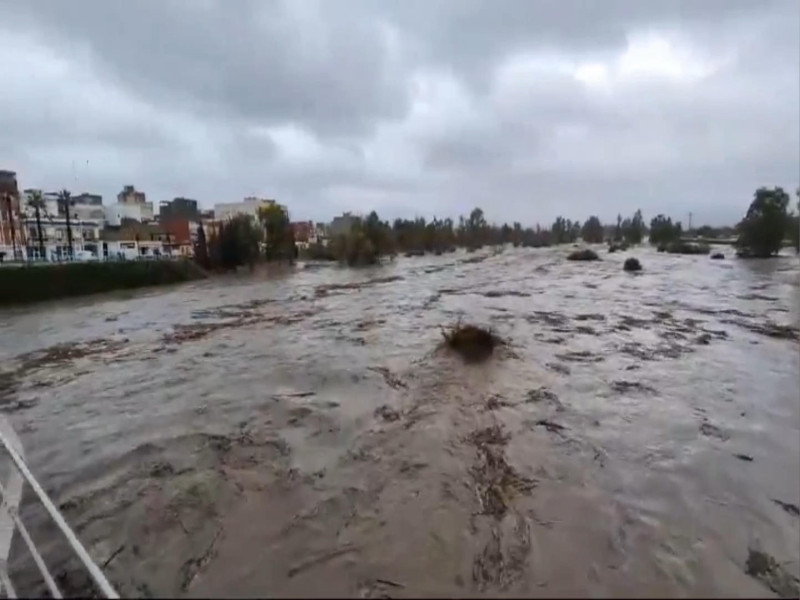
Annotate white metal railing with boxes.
[0,417,118,599]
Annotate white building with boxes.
[111,184,154,223]
[213,197,282,221]
[104,203,153,226]
[22,216,102,261]
[20,190,104,260]
[22,190,106,224]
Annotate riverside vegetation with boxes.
[197,185,799,269]
[0,260,207,307]
[2,185,796,307]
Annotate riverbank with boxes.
[0,260,208,307]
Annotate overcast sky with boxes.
[1,1,797,226]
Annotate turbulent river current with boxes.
[0,245,798,597]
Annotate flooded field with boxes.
[1,245,798,597]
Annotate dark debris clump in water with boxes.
[566,249,600,261]
[441,321,505,362]
[623,257,642,272]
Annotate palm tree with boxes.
[28,190,46,260]
[57,189,73,259]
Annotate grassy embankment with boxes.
[0,260,208,307]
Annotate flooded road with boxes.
[1,246,798,597]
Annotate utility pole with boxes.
[688,212,693,235]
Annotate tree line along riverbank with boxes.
[0,260,208,307]
[3,186,796,307]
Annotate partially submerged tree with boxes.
[649,214,683,246]
[552,217,579,244]
[466,207,487,249]
[736,187,790,257]
[581,216,604,243]
[614,214,623,242]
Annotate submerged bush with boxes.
[623,257,642,272]
[441,322,503,362]
[566,248,600,261]
[608,241,630,253]
[665,242,711,255]
[300,243,337,261]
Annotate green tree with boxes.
[623,209,645,244]
[581,216,604,243]
[551,216,572,244]
[467,207,487,248]
[258,204,294,261]
[194,222,209,268]
[210,215,261,269]
[649,214,683,245]
[512,222,522,247]
[57,189,73,259]
[787,188,800,254]
[363,210,394,256]
[736,187,790,257]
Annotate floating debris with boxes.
[771,499,800,518]
[368,366,407,390]
[610,380,656,394]
[532,419,568,434]
[574,313,606,322]
[699,421,729,441]
[745,547,800,597]
[555,350,604,363]
[481,290,531,298]
[314,275,403,296]
[485,394,513,410]
[374,405,401,422]
[545,362,571,375]
[467,425,535,517]
[525,387,558,404]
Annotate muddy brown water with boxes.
[0,246,798,597]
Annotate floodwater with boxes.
[0,246,798,598]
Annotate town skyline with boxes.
[5,168,796,231]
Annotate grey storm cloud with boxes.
[0,0,797,226]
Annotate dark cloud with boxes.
[0,0,797,225]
